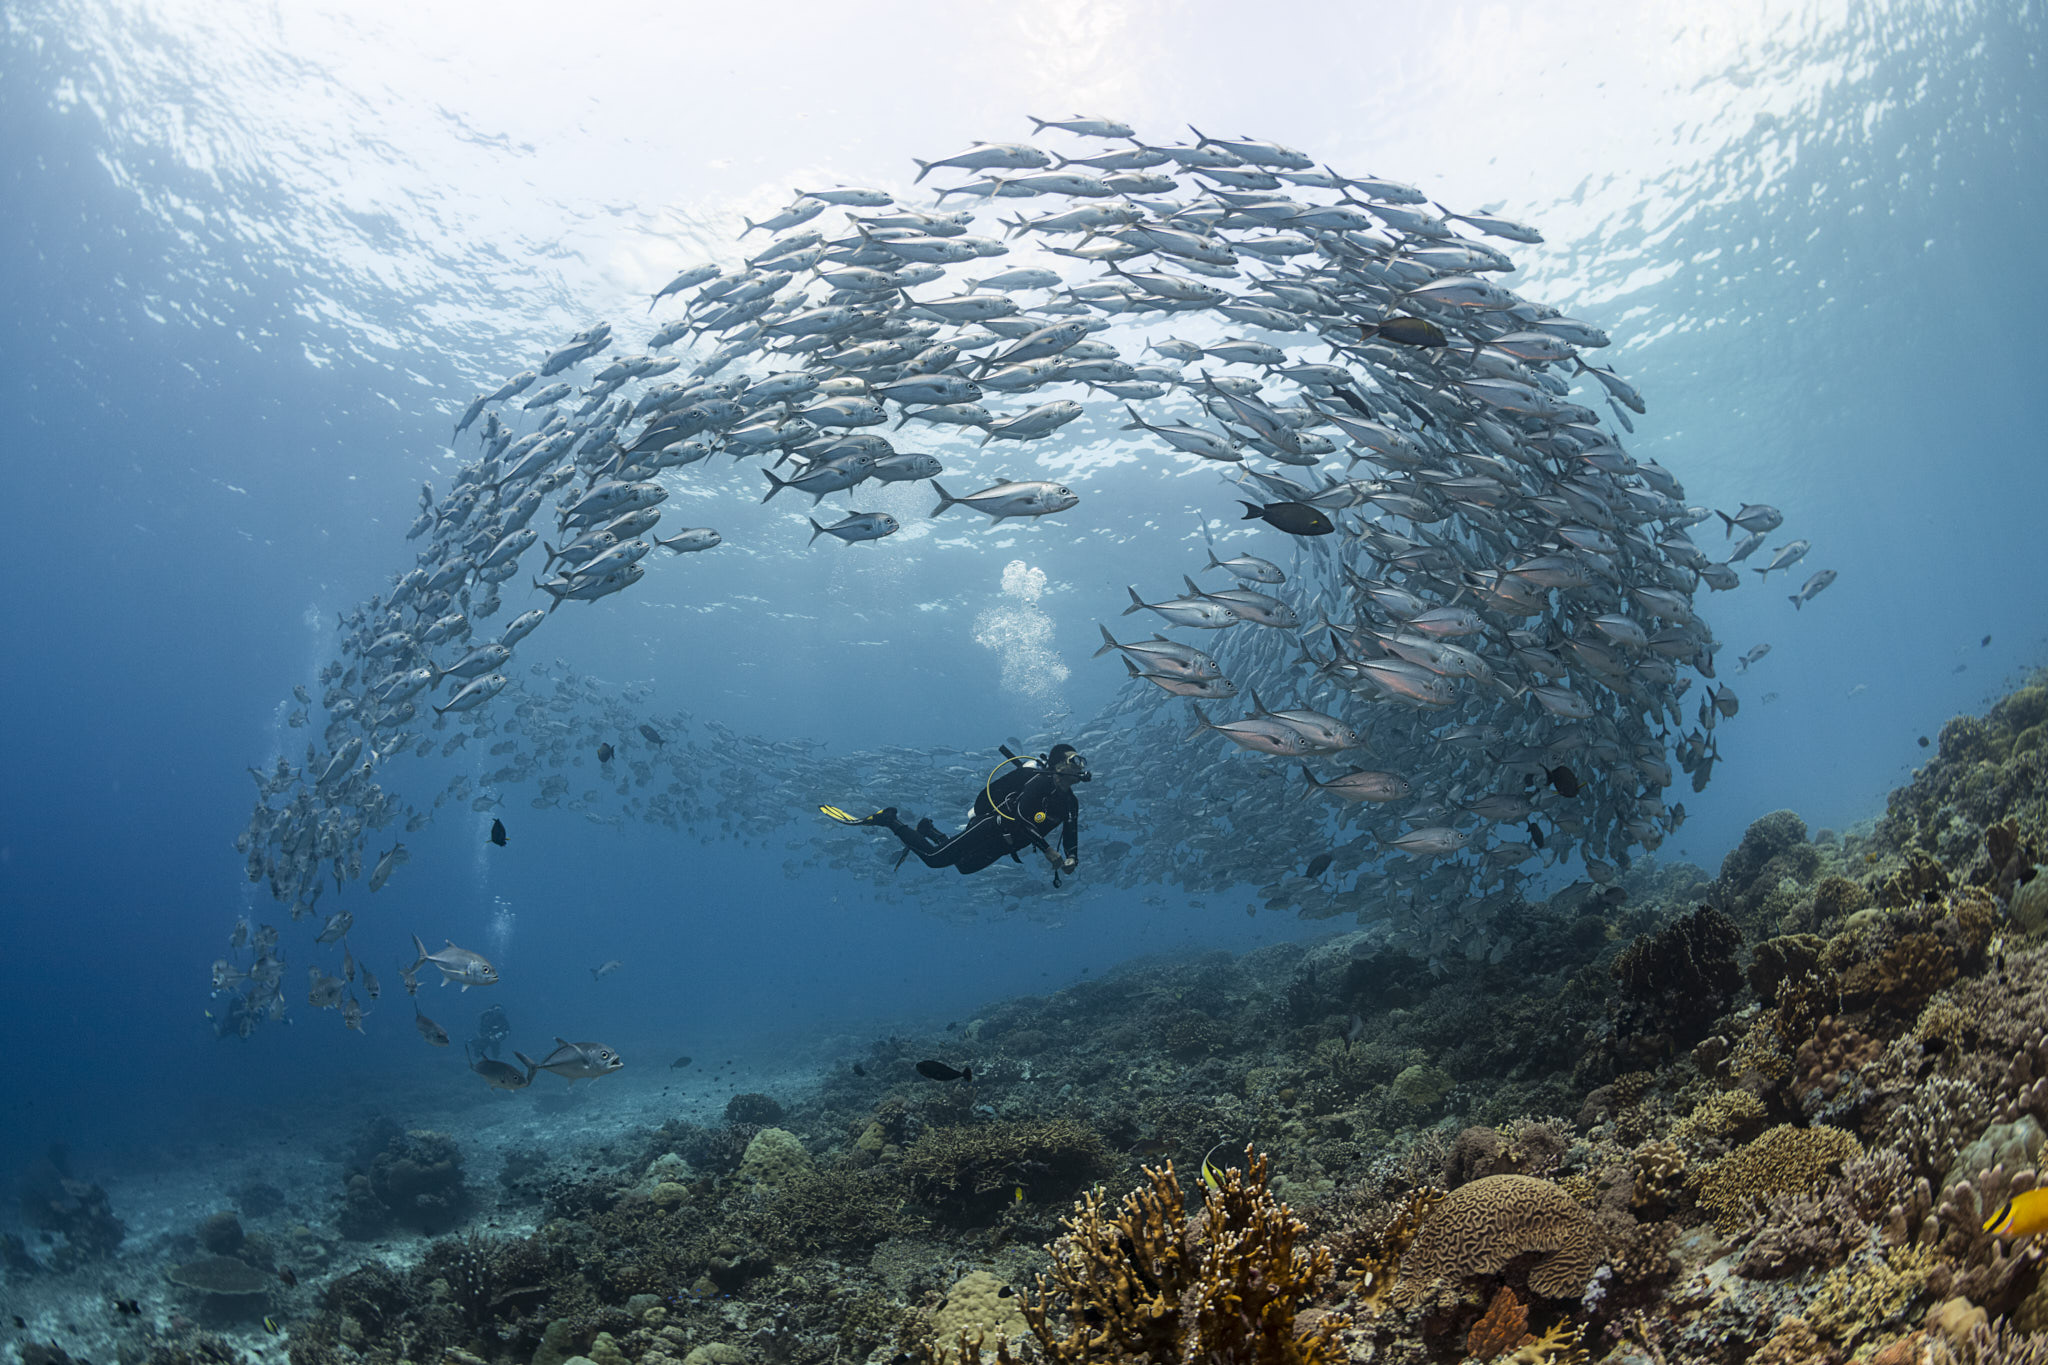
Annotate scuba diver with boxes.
[823,744,1089,885]
[467,1004,512,1063]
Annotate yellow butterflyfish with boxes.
[1983,1188,2048,1237]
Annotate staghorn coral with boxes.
[1692,1123,1863,1232]
[1022,1149,1347,1365]
[1388,1175,1601,1309]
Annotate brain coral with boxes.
[1388,1174,1601,1307]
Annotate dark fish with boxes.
[1333,386,1373,418]
[669,1055,693,1069]
[851,1063,866,1077]
[1239,500,1333,537]
[1360,316,1446,347]
[115,1299,141,1316]
[1527,821,1545,849]
[916,1059,972,1082]
[638,723,666,746]
[1546,766,1581,798]
[597,743,614,763]
[1128,1138,1170,1159]
[488,818,508,847]
[1304,852,1333,879]
[1983,635,1993,646]
[1918,736,1930,748]
[12,1315,26,1329]
[277,1267,298,1287]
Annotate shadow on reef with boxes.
[16,672,2048,1365]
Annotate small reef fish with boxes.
[1984,1190,2048,1237]
[1238,500,1332,536]
[669,1055,693,1069]
[488,818,508,847]
[410,935,500,990]
[916,1059,972,1082]
[590,960,624,982]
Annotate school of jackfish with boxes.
[224,119,1833,1033]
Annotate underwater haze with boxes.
[1,0,2046,1339]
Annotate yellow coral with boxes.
[1692,1124,1862,1233]
[1024,1149,1347,1365]
[1805,1243,1940,1344]
[1504,1324,1585,1365]
[1669,1091,1765,1148]
[929,1272,1028,1363]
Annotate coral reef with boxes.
[16,1148,125,1265]
[339,1127,471,1237]
[32,670,2048,1365]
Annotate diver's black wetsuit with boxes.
[880,765,1079,875]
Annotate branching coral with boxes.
[1806,1243,1942,1346]
[1388,1175,1601,1309]
[1346,1186,1445,1315]
[1022,1149,1348,1365]
[1669,1091,1767,1151]
[1691,1124,1862,1232]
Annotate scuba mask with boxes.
[1047,744,1091,782]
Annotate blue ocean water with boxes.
[0,0,2042,1193]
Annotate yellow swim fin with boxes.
[820,805,861,824]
